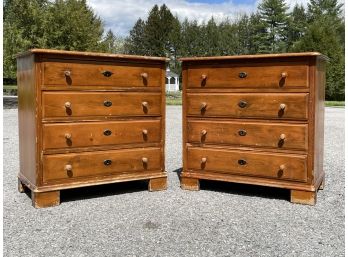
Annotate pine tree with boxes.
[100,29,125,54]
[287,4,308,51]
[124,18,146,55]
[257,0,289,53]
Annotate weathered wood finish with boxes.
[42,61,162,87]
[187,119,308,150]
[187,62,308,89]
[186,93,309,120]
[42,119,161,150]
[42,91,162,118]
[180,53,327,205]
[17,49,168,208]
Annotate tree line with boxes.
[124,0,344,100]
[4,0,344,100]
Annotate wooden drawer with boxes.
[187,120,308,150]
[187,147,307,182]
[187,62,308,89]
[43,147,162,183]
[186,93,308,120]
[42,61,162,87]
[42,92,162,118]
[43,120,161,150]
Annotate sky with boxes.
[86,0,343,37]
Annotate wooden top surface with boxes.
[16,48,170,62]
[179,52,329,62]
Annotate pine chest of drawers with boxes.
[180,53,327,205]
[17,49,168,208]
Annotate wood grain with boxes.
[42,119,161,150]
[186,93,309,120]
[187,62,308,89]
[187,119,308,150]
[43,147,162,183]
[42,91,162,118]
[42,61,162,87]
[187,146,307,182]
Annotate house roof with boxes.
[166,70,179,77]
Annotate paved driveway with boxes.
[3,106,344,256]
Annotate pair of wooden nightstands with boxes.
[17,49,326,208]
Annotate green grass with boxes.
[3,85,17,90]
[325,101,345,107]
[166,91,182,105]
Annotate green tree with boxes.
[257,0,289,53]
[124,18,146,55]
[293,0,344,100]
[100,29,125,54]
[44,0,104,51]
[287,4,308,51]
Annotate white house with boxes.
[165,67,179,92]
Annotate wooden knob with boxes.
[201,74,207,80]
[279,103,286,110]
[200,102,207,110]
[142,101,148,108]
[280,134,286,140]
[201,130,207,136]
[64,70,71,77]
[142,157,148,164]
[65,133,71,139]
[201,157,207,164]
[65,164,72,171]
[281,72,288,78]
[141,72,148,79]
[64,102,71,108]
[279,164,285,171]
[142,129,148,135]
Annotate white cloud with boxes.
[87,0,344,37]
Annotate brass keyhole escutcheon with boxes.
[238,100,248,108]
[104,100,112,107]
[101,70,113,77]
[104,159,112,166]
[239,72,247,78]
[103,130,112,136]
[238,130,247,136]
[238,159,247,165]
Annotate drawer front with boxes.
[187,147,307,182]
[188,120,308,150]
[42,62,162,87]
[187,62,308,89]
[43,147,162,182]
[43,120,161,150]
[186,93,308,120]
[42,92,162,118]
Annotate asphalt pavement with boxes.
[3,106,344,257]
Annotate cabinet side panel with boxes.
[313,58,326,183]
[17,55,38,185]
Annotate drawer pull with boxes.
[238,100,248,108]
[200,102,207,111]
[64,70,71,77]
[279,103,286,110]
[101,70,113,77]
[142,129,148,135]
[104,159,112,166]
[201,74,207,80]
[103,129,112,136]
[238,130,247,136]
[201,130,207,136]
[279,134,286,140]
[65,164,72,171]
[142,101,148,108]
[281,72,288,78]
[239,72,247,78]
[201,157,207,164]
[142,157,148,164]
[64,102,71,109]
[238,159,247,165]
[64,133,72,139]
[104,100,112,107]
[279,164,285,171]
[141,72,148,79]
